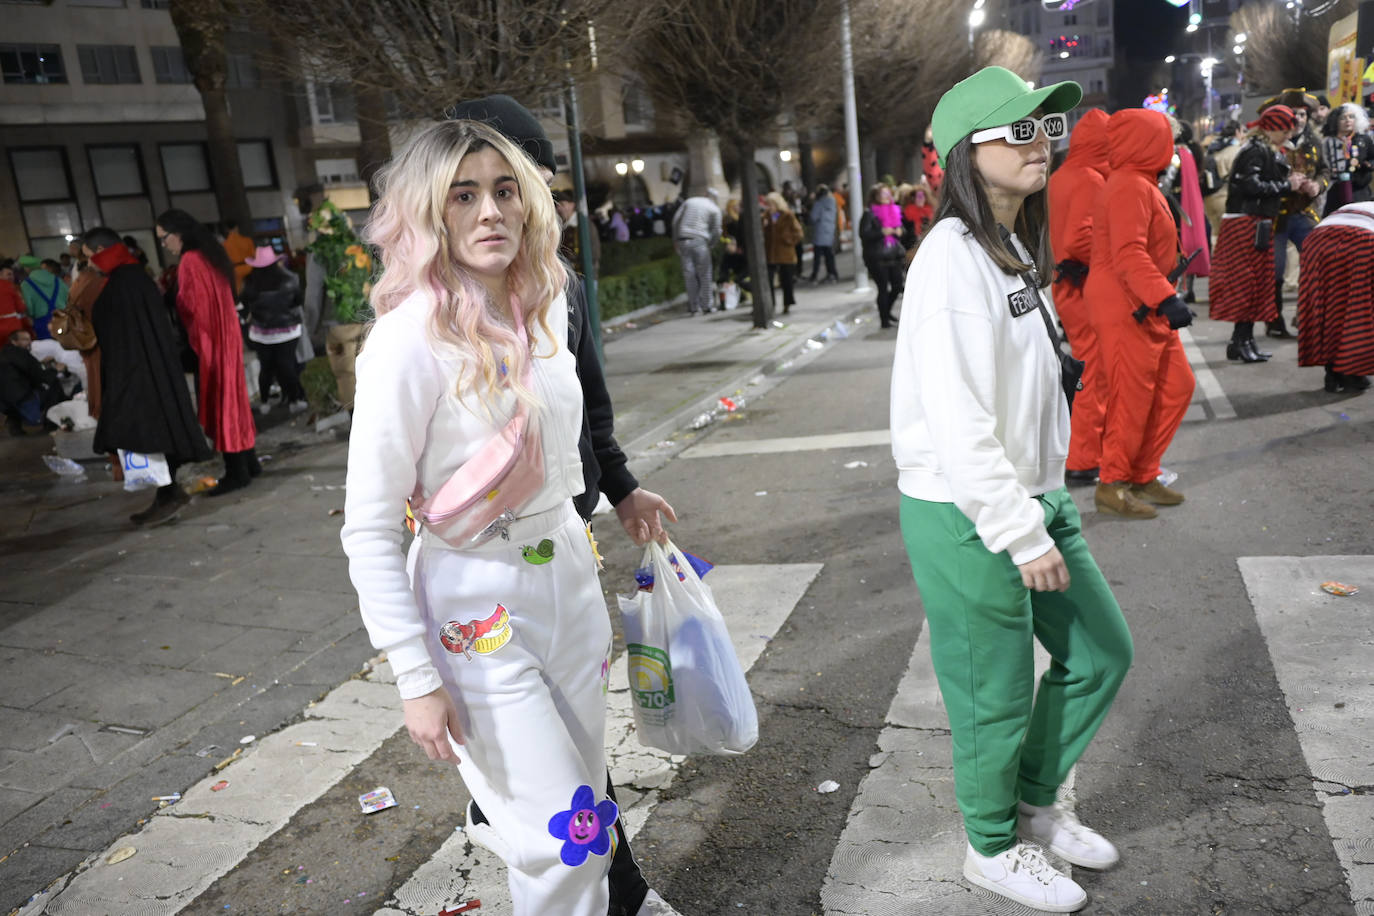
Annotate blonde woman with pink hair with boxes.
[341,119,620,915]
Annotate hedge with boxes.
[598,236,676,276]
[597,257,685,320]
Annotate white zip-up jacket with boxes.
[890,217,1069,565]
[341,288,584,684]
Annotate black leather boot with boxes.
[208,451,252,497]
[1242,338,1271,362]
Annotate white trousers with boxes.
[409,501,615,916]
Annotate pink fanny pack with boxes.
[405,304,546,547]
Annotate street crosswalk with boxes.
[14,555,1370,916]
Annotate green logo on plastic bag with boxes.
[627,643,674,723]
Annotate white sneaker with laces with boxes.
[963,842,1087,913]
[635,888,684,916]
[1018,800,1120,869]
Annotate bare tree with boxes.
[975,29,1043,85]
[241,1,657,119]
[1231,0,1357,97]
[169,0,252,230]
[631,0,845,328]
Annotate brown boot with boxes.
[1130,479,1184,506]
[1095,482,1157,519]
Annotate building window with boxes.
[78,45,141,85]
[237,140,276,189]
[622,79,654,128]
[88,145,145,197]
[312,81,335,124]
[9,148,73,202]
[315,157,359,185]
[225,52,257,89]
[159,143,212,193]
[150,46,191,84]
[141,0,172,7]
[0,44,66,85]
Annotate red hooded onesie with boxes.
[174,250,256,453]
[1083,109,1195,487]
[1048,109,1110,473]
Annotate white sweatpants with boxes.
[409,501,615,916]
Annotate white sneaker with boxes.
[635,889,684,916]
[1018,801,1120,869]
[288,400,310,415]
[256,402,272,416]
[963,842,1087,913]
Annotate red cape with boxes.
[175,251,256,452]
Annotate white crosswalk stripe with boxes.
[1240,555,1374,916]
[16,564,821,916]
[820,624,1058,916]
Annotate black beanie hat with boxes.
[446,94,557,176]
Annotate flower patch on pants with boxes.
[547,785,619,866]
[439,605,513,660]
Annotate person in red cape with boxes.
[156,209,258,495]
[1083,109,1196,520]
[1048,108,1110,485]
[82,227,212,526]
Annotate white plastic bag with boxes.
[720,281,740,311]
[617,539,758,756]
[119,449,172,492]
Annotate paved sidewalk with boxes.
[0,271,880,912]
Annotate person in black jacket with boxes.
[859,183,905,328]
[239,246,308,414]
[445,93,682,916]
[0,328,63,435]
[1208,106,1305,363]
[82,226,213,526]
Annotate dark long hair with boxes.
[931,135,1053,283]
[156,208,236,291]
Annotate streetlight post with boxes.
[840,0,869,294]
[968,0,986,50]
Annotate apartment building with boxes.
[997,0,1114,115]
[0,0,310,263]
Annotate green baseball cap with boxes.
[17,254,41,269]
[931,66,1083,168]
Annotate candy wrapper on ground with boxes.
[1321,581,1359,597]
[359,786,398,814]
[634,550,713,592]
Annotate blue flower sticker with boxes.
[547,784,619,866]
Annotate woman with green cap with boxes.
[890,66,1133,912]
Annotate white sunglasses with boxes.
[970,113,1068,146]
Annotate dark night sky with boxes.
[1113,0,1193,109]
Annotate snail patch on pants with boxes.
[439,605,513,660]
[521,538,555,565]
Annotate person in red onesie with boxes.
[1048,108,1110,485]
[1083,109,1196,520]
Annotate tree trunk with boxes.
[861,142,877,194]
[798,139,816,191]
[738,142,773,328]
[353,81,392,201]
[201,86,252,231]
[168,0,251,232]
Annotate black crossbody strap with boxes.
[997,227,1064,355]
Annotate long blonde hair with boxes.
[366,120,562,411]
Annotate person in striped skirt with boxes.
[1296,202,1374,392]
[1209,106,1305,363]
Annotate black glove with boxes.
[1156,294,1193,330]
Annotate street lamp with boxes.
[1165,54,1177,63]
[968,0,986,49]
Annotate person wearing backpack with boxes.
[1203,121,1244,246]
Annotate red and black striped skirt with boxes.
[1297,224,1374,374]
[1209,215,1278,323]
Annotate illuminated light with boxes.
[969,8,986,27]
[779,150,792,162]
[1060,51,1070,59]
[1185,22,1198,32]
[1165,54,1177,63]
[64,234,74,242]
[631,158,645,173]
[615,161,628,176]
[1188,12,1201,24]
[1233,45,1243,54]
[1235,32,1247,42]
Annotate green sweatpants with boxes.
[899,488,1133,856]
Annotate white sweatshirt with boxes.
[890,218,1069,565]
[340,288,584,686]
